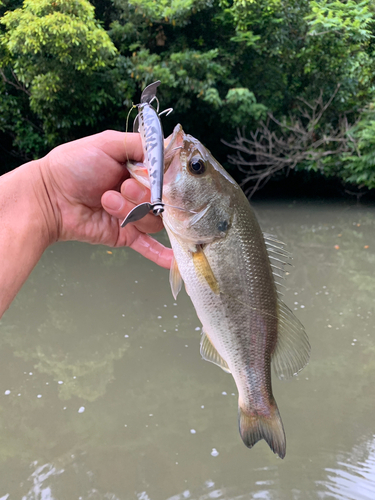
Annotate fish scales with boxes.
[127,124,310,459]
[170,190,279,412]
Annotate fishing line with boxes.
[163,203,198,214]
[124,103,137,164]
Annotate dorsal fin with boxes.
[272,299,311,380]
[263,232,292,295]
[263,233,292,265]
[200,330,231,373]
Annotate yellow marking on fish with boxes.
[192,247,220,294]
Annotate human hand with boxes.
[38,130,172,269]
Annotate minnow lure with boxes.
[121,81,172,228]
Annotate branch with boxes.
[223,86,356,197]
[0,69,31,96]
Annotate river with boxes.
[0,199,374,499]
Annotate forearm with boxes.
[0,160,55,318]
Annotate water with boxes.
[1,199,375,499]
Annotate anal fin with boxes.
[200,330,231,374]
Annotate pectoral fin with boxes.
[192,246,220,295]
[169,256,183,300]
[200,330,231,374]
[272,299,311,380]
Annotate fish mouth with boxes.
[164,124,185,173]
[125,161,150,190]
[127,123,185,189]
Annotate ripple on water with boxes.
[318,436,375,500]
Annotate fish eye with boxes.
[188,158,206,175]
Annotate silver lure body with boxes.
[121,81,167,227]
[137,102,164,214]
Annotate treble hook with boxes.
[159,107,173,117]
[148,95,160,113]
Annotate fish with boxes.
[127,124,310,459]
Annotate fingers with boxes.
[120,177,148,202]
[48,131,143,165]
[91,131,143,164]
[101,178,173,269]
[101,190,126,212]
[126,227,173,269]
[101,178,164,234]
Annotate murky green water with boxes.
[1,199,375,499]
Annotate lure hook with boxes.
[159,107,173,118]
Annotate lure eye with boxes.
[188,159,206,175]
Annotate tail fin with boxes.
[238,401,286,459]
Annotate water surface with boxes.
[1,199,375,499]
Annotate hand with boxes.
[39,130,172,269]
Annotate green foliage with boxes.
[0,0,375,192]
[302,0,375,109]
[130,47,225,95]
[203,87,267,126]
[2,0,116,73]
[223,0,375,189]
[306,0,373,42]
[0,0,120,156]
[340,107,375,189]
[222,88,267,126]
[123,0,209,25]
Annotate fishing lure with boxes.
[121,81,172,228]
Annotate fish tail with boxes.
[238,400,286,459]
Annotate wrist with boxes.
[0,160,57,316]
[27,158,60,246]
[3,159,59,248]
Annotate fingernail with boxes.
[103,192,124,211]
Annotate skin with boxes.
[0,130,173,319]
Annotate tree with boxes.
[0,0,120,162]
[224,0,375,192]
[1,0,375,194]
